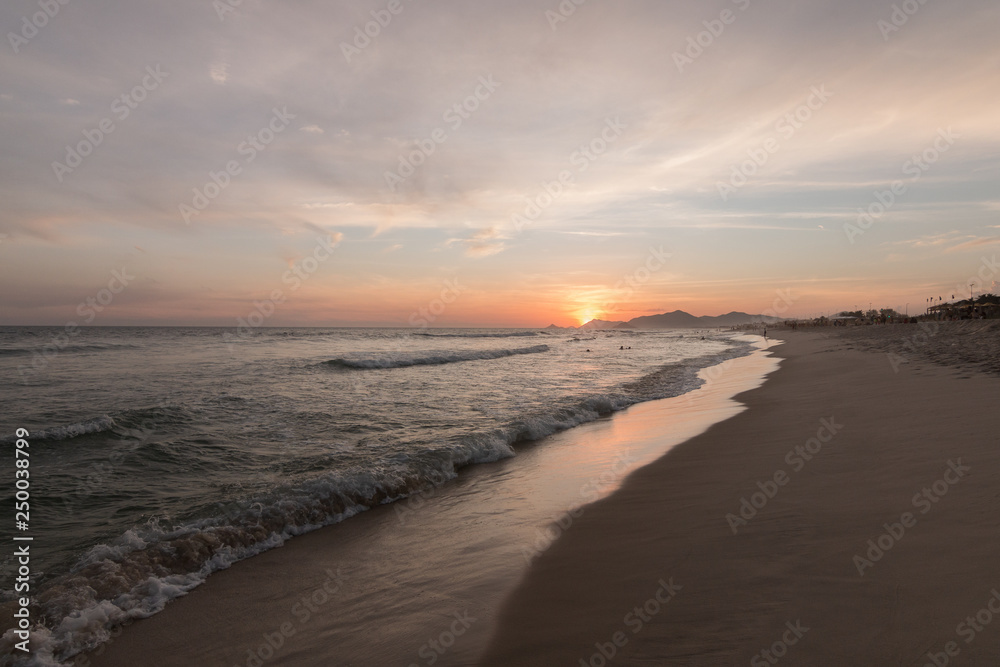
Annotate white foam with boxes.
[9,339,756,666]
[326,344,551,369]
[15,416,117,443]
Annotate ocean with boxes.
[0,326,754,665]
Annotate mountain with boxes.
[699,311,782,327]
[578,319,633,330]
[626,310,702,328]
[628,310,780,328]
[548,311,778,330]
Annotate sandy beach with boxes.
[8,1,1000,663]
[73,324,1000,666]
[829,320,1000,376]
[79,340,778,667]
[482,325,1000,665]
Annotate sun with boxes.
[577,308,600,325]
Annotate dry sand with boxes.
[79,341,778,667]
[78,326,1000,666]
[482,327,1000,665]
[826,320,1000,376]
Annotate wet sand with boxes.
[481,328,1000,665]
[80,325,1000,666]
[82,340,780,666]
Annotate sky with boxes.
[1,0,999,327]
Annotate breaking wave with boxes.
[324,345,551,369]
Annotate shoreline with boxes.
[0,331,754,666]
[77,339,779,667]
[481,328,1000,665]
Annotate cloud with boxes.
[556,230,628,237]
[889,232,972,249]
[446,227,507,257]
[210,62,229,85]
[945,237,1000,253]
[3,0,1000,324]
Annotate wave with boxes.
[261,329,345,338]
[413,331,541,339]
[0,343,140,358]
[324,345,550,369]
[2,406,194,446]
[3,416,118,444]
[3,434,516,666]
[2,339,756,666]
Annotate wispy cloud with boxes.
[889,232,972,249]
[945,236,1000,253]
[446,227,507,258]
[2,0,1000,324]
[210,62,229,85]
[555,231,629,237]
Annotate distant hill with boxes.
[629,310,779,328]
[627,310,702,328]
[701,311,782,327]
[579,319,633,330]
[547,310,779,330]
